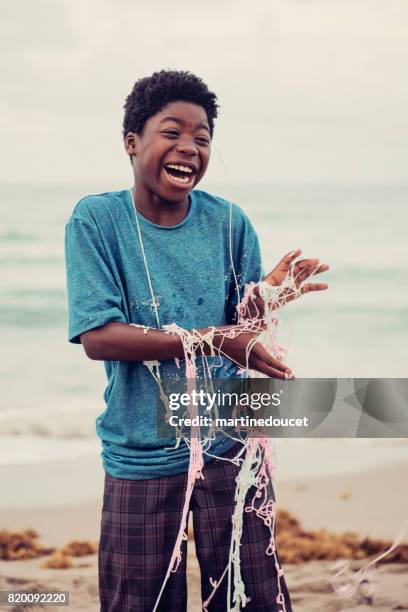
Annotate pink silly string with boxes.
[203,279,294,610]
[146,308,283,611]
[152,434,203,612]
[147,273,296,611]
[202,437,288,612]
[235,279,299,368]
[245,438,287,610]
[329,518,408,602]
[132,160,331,610]
[203,278,295,610]
[147,211,309,610]
[151,325,206,612]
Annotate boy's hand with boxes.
[214,329,294,379]
[242,248,329,319]
[264,248,329,290]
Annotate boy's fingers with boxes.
[273,282,329,303]
[301,283,329,293]
[295,258,320,269]
[264,249,302,283]
[295,262,328,276]
[253,342,292,373]
[282,248,302,264]
[271,249,302,270]
[251,357,293,379]
[253,296,265,310]
[246,302,261,318]
[261,364,293,379]
[295,264,329,285]
[304,264,329,275]
[279,293,296,304]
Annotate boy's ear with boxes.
[124,132,140,157]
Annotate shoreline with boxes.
[1,437,408,508]
[1,458,407,611]
[1,458,407,544]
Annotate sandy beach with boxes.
[1,451,407,611]
[2,0,408,606]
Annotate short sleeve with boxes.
[65,217,127,344]
[225,209,264,324]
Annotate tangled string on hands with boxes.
[148,246,330,611]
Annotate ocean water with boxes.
[1,181,407,466]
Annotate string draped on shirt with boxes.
[130,188,299,611]
[129,187,403,610]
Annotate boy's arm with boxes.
[81,322,187,361]
[80,322,293,379]
[65,210,292,378]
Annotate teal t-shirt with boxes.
[64,188,263,479]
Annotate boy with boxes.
[65,70,327,611]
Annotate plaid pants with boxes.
[98,444,292,611]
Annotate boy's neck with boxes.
[132,187,190,227]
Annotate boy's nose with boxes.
[175,141,198,156]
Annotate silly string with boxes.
[130,181,404,610]
[130,186,308,611]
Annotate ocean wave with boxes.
[0,436,100,466]
[0,289,67,327]
[282,303,408,318]
[0,230,40,243]
[325,267,408,282]
[0,406,100,439]
[0,255,63,266]
[0,305,66,327]
[2,288,66,299]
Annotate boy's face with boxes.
[125,101,211,203]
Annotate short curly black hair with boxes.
[123,70,219,139]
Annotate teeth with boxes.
[165,164,193,173]
[165,170,191,183]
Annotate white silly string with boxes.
[128,167,331,611]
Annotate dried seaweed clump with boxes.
[0,528,99,570]
[276,509,408,564]
[0,529,54,560]
[59,540,98,557]
[41,540,98,569]
[41,551,74,569]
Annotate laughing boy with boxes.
[65,70,328,611]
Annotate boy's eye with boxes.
[196,137,210,145]
[161,130,210,145]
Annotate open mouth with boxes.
[163,163,197,186]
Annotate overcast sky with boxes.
[1,0,407,185]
